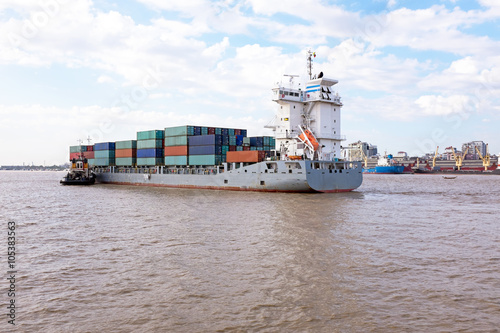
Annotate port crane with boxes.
[450,146,468,170]
[432,146,439,169]
[475,144,491,171]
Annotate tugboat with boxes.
[60,156,95,185]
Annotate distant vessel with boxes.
[363,154,404,174]
[89,52,363,192]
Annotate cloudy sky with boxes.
[1,0,499,165]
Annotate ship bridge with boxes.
[272,77,342,105]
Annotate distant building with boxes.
[347,141,377,161]
[462,141,486,160]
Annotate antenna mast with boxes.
[307,50,316,80]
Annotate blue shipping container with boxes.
[137,148,163,158]
[94,142,115,151]
[236,135,244,146]
[189,134,222,146]
[189,145,222,155]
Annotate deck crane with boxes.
[450,146,468,170]
[475,144,491,171]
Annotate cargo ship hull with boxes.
[95,160,363,193]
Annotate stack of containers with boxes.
[189,134,223,166]
[69,145,94,161]
[115,140,137,166]
[164,125,194,166]
[94,142,115,166]
[137,130,164,166]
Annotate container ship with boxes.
[68,53,363,192]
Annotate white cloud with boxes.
[97,75,115,84]
[415,94,475,116]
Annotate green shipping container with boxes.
[165,156,188,166]
[95,150,115,159]
[137,130,164,141]
[115,140,137,150]
[94,158,115,166]
[164,135,188,146]
[164,126,194,137]
[70,145,87,153]
[137,139,163,149]
[243,137,251,145]
[115,157,136,166]
[188,154,222,166]
[88,158,95,166]
[137,157,164,166]
[236,146,243,151]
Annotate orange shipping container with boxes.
[115,149,137,158]
[226,151,264,163]
[164,146,188,156]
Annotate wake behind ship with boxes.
[69,52,363,192]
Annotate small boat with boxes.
[60,156,95,185]
[442,176,457,180]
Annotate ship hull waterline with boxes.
[95,160,363,193]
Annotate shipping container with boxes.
[208,127,215,134]
[222,145,229,155]
[83,151,94,159]
[188,154,222,166]
[234,129,241,136]
[69,152,80,160]
[115,149,137,158]
[137,139,163,149]
[229,145,236,151]
[164,146,188,156]
[165,156,188,166]
[137,129,164,141]
[215,128,222,135]
[221,128,229,136]
[137,157,163,166]
[164,135,188,146]
[228,128,235,136]
[243,137,251,146]
[137,148,163,158]
[115,140,137,150]
[70,145,86,153]
[241,129,247,137]
[235,135,244,146]
[222,136,229,145]
[164,125,194,137]
[194,126,202,135]
[236,146,243,151]
[189,145,222,155]
[95,150,115,158]
[189,134,223,146]
[226,151,265,163]
[250,137,264,147]
[243,146,250,151]
[115,157,137,166]
[94,142,116,151]
[88,158,95,166]
[94,157,115,166]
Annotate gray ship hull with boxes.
[95,160,363,193]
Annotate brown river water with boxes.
[1,171,499,332]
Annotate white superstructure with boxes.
[267,51,345,161]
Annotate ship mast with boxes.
[307,50,316,80]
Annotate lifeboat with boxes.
[298,129,320,151]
